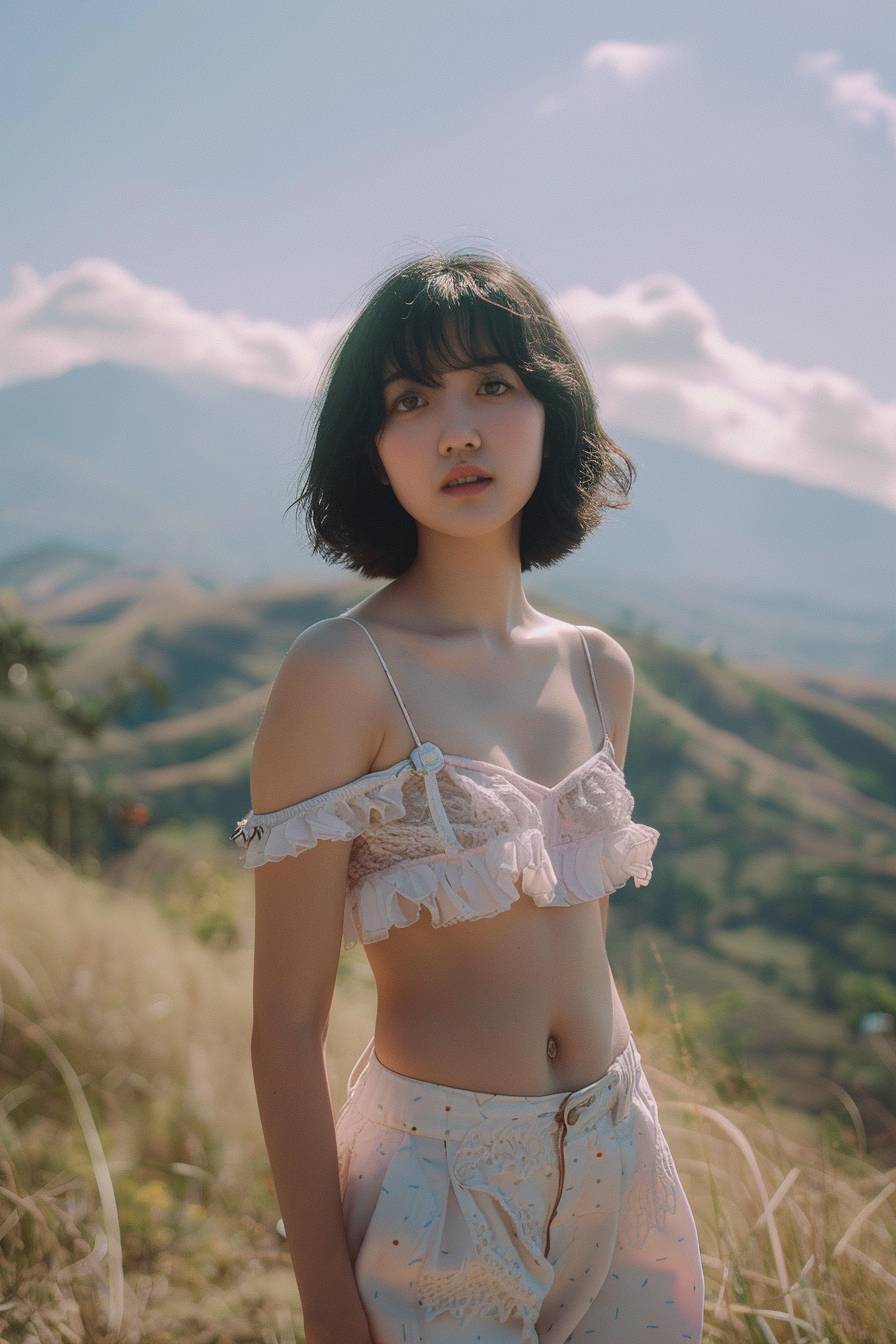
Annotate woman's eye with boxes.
[393,391,424,412]
[392,377,510,413]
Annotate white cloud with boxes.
[0,258,343,396]
[582,40,676,82]
[554,274,896,510]
[2,258,894,510]
[799,49,896,148]
[534,39,678,118]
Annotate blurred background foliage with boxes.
[1,556,894,1340]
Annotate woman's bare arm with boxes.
[248,619,384,1338]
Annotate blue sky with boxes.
[2,0,894,508]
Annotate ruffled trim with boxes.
[230,774,407,869]
[343,820,660,951]
[343,826,554,950]
[553,821,660,903]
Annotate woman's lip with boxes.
[441,476,493,490]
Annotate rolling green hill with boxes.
[5,565,896,1144]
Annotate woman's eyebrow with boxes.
[382,359,508,390]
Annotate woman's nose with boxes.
[438,421,482,452]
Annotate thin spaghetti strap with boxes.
[575,626,611,750]
[336,615,423,748]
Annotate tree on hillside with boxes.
[0,603,169,860]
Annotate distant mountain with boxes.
[2,362,894,673]
[1,362,305,586]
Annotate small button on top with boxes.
[409,741,445,774]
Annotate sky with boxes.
[2,0,895,509]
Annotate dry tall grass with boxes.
[0,833,893,1343]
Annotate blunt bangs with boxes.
[290,249,636,579]
[376,280,539,393]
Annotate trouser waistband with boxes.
[344,1033,642,1141]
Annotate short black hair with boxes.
[290,248,636,578]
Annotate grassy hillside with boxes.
[1,833,894,1342]
[16,571,892,1133]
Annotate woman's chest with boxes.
[365,632,610,792]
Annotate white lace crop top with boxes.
[231,617,659,952]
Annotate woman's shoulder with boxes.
[569,621,636,763]
[248,616,388,816]
[571,621,635,677]
[286,610,389,683]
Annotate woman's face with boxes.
[375,335,546,541]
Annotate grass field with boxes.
[2,831,895,1343]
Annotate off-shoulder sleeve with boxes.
[231,772,407,869]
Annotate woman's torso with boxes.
[340,596,632,1097]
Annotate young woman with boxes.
[233,251,704,1343]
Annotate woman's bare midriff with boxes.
[364,901,632,1096]
[340,599,633,1097]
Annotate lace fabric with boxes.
[414,1118,558,1333]
[614,1071,680,1251]
[347,765,537,878]
[231,617,660,950]
[412,1087,682,1334]
[232,747,659,950]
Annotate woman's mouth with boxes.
[441,478,493,495]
